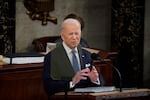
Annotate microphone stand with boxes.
[64,80,68,100]
[107,62,122,92]
[99,59,122,92]
[65,89,68,100]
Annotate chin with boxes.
[70,43,79,48]
[70,45,77,49]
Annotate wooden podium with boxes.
[0,63,47,100]
[0,49,117,100]
[0,63,149,100]
[50,89,150,100]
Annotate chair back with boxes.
[32,36,60,52]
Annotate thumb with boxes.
[92,66,97,70]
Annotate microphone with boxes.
[91,53,101,60]
[91,53,122,92]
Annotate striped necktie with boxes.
[72,50,80,73]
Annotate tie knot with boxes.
[72,50,76,54]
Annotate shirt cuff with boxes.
[69,81,75,88]
[92,78,101,85]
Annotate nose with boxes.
[72,33,77,39]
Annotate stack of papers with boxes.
[3,52,44,64]
[74,86,116,93]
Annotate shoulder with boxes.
[47,44,63,53]
[80,48,92,60]
[80,38,89,48]
[77,45,91,55]
[45,45,62,56]
[81,48,91,55]
[46,44,66,59]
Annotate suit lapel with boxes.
[51,45,75,80]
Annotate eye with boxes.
[75,32,80,35]
[68,32,73,35]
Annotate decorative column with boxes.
[0,0,15,54]
[111,0,145,88]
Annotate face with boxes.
[61,20,81,49]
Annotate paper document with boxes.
[3,52,44,64]
[3,57,44,64]
[74,86,116,93]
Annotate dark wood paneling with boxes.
[0,59,114,100]
[0,63,47,100]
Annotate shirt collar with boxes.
[62,42,78,54]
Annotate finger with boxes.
[81,68,90,73]
[80,72,89,77]
[92,66,97,70]
[81,76,87,80]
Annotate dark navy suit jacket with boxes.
[43,44,104,95]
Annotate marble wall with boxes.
[16,0,112,52]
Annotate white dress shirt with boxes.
[62,42,81,70]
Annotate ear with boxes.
[61,32,64,41]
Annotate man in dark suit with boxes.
[43,18,104,96]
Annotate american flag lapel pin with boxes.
[85,63,91,68]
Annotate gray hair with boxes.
[61,18,81,30]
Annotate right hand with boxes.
[72,68,90,86]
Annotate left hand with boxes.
[88,66,99,82]
[72,68,90,86]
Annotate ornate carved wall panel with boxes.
[111,0,144,88]
[23,0,57,25]
[0,0,15,55]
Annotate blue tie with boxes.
[72,50,80,73]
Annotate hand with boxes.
[72,68,90,86]
[88,66,99,82]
